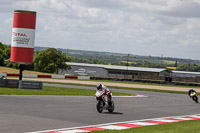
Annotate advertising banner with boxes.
[10,10,36,64]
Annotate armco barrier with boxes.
[52,75,65,79]
[19,80,42,90]
[65,75,78,79]
[7,79,19,88]
[0,79,7,87]
[0,73,7,77]
[78,76,90,80]
[38,75,51,78]
[0,73,91,80]
[0,79,19,88]
[23,74,37,78]
[7,74,19,77]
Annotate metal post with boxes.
[126,54,130,79]
[19,64,24,80]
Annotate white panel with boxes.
[0,73,7,76]
[174,117,194,120]
[78,76,90,80]
[22,74,37,78]
[98,125,130,130]
[152,119,177,123]
[60,129,89,133]
[11,28,35,48]
[129,122,158,126]
[52,75,65,79]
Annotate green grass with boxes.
[0,86,134,96]
[44,81,188,94]
[91,119,200,133]
[22,77,200,89]
[44,81,96,87]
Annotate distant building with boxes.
[172,71,200,78]
[58,62,170,78]
[57,62,200,83]
[58,62,200,79]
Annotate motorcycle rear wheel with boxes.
[192,96,198,103]
[108,101,114,113]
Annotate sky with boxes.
[1,0,200,60]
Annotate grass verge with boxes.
[0,66,59,75]
[91,119,200,133]
[0,86,134,96]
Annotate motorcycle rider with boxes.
[97,83,111,108]
[0,76,6,80]
[188,88,197,96]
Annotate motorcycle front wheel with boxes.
[97,100,104,113]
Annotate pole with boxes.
[127,54,130,79]
[19,64,24,80]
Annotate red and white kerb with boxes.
[10,10,36,64]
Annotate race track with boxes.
[0,84,200,133]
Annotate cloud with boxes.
[158,1,200,18]
[0,0,200,59]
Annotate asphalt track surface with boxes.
[1,84,200,133]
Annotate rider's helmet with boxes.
[97,84,103,90]
[190,88,194,92]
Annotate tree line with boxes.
[1,42,200,73]
[0,42,71,73]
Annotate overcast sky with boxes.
[1,0,200,59]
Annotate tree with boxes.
[34,48,71,73]
[0,42,11,66]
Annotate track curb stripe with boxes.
[27,114,200,133]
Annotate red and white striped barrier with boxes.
[0,73,89,80]
[27,114,200,133]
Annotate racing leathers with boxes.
[98,85,111,108]
[188,89,197,96]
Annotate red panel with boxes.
[65,76,78,79]
[115,123,144,128]
[79,127,109,131]
[10,47,34,63]
[38,75,51,78]
[7,74,20,77]
[13,13,36,29]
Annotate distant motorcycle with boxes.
[190,92,198,103]
[95,90,114,113]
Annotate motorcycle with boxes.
[190,92,198,103]
[95,90,114,113]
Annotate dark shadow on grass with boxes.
[103,112,123,115]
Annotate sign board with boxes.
[10,10,36,64]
